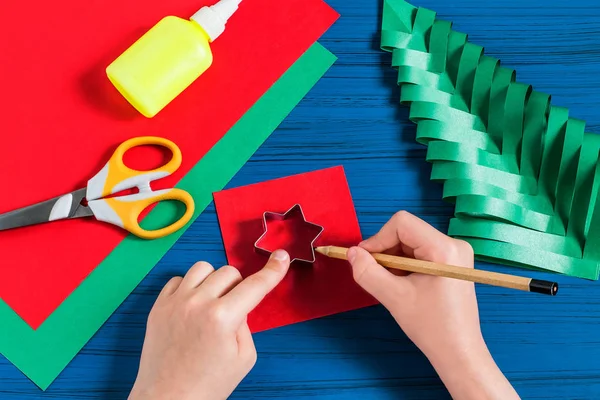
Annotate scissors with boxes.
[0,137,195,240]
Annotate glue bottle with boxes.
[106,0,242,118]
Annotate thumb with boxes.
[347,246,409,307]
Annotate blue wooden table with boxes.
[2,0,600,398]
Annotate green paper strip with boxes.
[0,42,337,390]
[381,0,600,279]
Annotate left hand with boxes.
[129,250,291,400]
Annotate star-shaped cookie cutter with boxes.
[254,204,324,264]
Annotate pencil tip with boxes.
[315,246,326,256]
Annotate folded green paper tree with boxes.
[381,0,600,279]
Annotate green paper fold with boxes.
[0,43,337,390]
[381,0,600,279]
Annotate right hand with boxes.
[348,211,479,364]
[347,211,519,400]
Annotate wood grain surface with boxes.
[1,0,600,398]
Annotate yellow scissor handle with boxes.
[88,188,195,239]
[87,136,182,201]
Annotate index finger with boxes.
[360,211,455,254]
[221,250,290,324]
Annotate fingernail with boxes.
[271,249,289,262]
[347,247,357,263]
[359,240,368,247]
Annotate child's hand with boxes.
[129,250,291,400]
[348,211,519,400]
[348,211,480,364]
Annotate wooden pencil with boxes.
[315,246,558,296]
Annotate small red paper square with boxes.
[213,166,377,332]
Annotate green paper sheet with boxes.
[0,43,337,390]
[381,0,600,279]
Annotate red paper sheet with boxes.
[213,166,377,332]
[0,0,338,329]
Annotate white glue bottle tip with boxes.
[191,0,243,42]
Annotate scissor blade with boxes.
[0,188,91,231]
